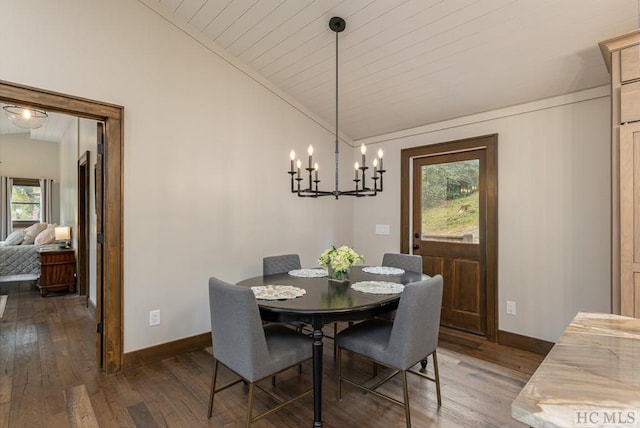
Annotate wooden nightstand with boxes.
[37,248,76,297]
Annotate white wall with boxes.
[0,133,59,179]
[0,133,62,226]
[353,87,612,342]
[0,0,354,352]
[59,119,78,231]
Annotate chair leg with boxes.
[333,322,338,358]
[208,359,219,418]
[372,361,378,377]
[433,350,442,406]
[401,370,411,428]
[337,347,343,400]
[246,382,255,428]
[271,375,276,387]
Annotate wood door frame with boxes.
[401,134,498,342]
[0,80,124,373]
[77,150,90,302]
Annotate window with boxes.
[420,159,480,243]
[11,179,41,225]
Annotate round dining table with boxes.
[236,266,427,428]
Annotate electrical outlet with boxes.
[149,309,161,326]
[506,300,516,316]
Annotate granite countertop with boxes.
[511,312,640,428]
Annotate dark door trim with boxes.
[0,79,124,373]
[77,150,90,301]
[401,134,498,341]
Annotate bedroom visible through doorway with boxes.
[0,79,124,373]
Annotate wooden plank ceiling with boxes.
[69,1,640,141]
[141,0,638,141]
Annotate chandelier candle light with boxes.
[288,17,386,199]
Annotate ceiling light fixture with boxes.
[3,105,48,129]
[288,17,385,199]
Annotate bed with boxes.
[0,224,59,280]
[0,243,42,278]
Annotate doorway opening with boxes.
[0,80,124,373]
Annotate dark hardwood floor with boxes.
[0,280,544,427]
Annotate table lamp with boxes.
[54,226,71,249]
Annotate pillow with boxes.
[21,222,48,245]
[4,230,25,246]
[34,224,57,245]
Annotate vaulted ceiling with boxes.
[2,1,638,143]
[140,0,638,142]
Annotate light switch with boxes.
[375,224,390,235]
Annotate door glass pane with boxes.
[421,159,479,243]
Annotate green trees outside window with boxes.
[11,182,41,222]
[421,160,479,243]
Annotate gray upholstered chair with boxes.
[382,252,422,273]
[336,275,444,428]
[263,254,341,357]
[262,254,303,331]
[262,253,301,275]
[377,253,423,323]
[381,252,431,370]
[207,277,312,426]
[262,254,306,376]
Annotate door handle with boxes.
[412,244,420,250]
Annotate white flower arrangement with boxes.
[317,245,364,275]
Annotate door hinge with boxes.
[97,233,104,244]
[97,322,104,334]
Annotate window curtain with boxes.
[1,176,12,240]
[39,178,54,224]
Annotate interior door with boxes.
[412,149,487,335]
[95,123,105,368]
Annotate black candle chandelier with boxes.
[288,17,386,199]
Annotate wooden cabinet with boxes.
[621,46,640,83]
[37,248,76,297]
[600,30,640,317]
[620,122,640,316]
[621,81,640,123]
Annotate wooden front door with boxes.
[401,135,498,340]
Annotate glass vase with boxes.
[328,266,350,283]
